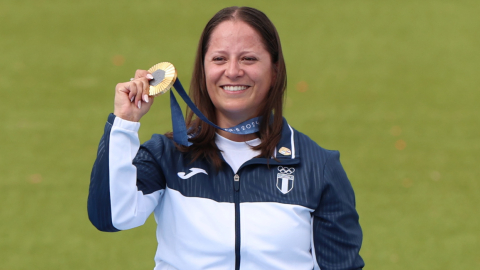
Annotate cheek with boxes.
[258,69,274,90]
[205,65,222,84]
[256,64,274,87]
[204,72,219,102]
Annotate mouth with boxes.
[221,85,250,92]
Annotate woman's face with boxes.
[204,20,274,126]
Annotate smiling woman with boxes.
[88,6,364,270]
[183,7,287,168]
[204,20,274,133]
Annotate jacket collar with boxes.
[241,118,300,168]
[274,117,298,161]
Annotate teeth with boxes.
[223,86,248,91]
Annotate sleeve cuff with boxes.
[108,113,141,132]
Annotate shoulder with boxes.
[138,133,178,159]
[142,133,174,149]
[291,127,340,165]
[291,127,356,203]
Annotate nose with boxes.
[225,60,244,79]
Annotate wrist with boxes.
[112,115,141,131]
[113,111,140,122]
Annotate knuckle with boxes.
[143,79,150,89]
[135,69,146,77]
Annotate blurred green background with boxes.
[1,0,479,269]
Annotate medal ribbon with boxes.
[169,79,261,146]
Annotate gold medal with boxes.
[148,62,178,96]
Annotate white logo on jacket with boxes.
[177,168,208,179]
[277,166,295,194]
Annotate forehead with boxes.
[207,20,265,51]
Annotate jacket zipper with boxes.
[229,159,299,270]
[234,173,241,270]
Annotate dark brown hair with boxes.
[169,6,287,169]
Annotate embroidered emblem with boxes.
[276,166,295,194]
[177,168,208,179]
[278,147,292,156]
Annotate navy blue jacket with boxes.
[88,114,364,270]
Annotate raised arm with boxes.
[87,70,164,232]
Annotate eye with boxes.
[212,56,226,63]
[241,56,257,63]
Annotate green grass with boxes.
[1,0,479,269]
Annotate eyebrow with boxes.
[208,50,256,55]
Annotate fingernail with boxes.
[146,74,153,79]
[138,100,142,109]
[130,96,135,102]
[143,94,149,103]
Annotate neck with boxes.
[217,129,258,142]
[215,112,259,142]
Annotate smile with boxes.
[222,85,249,91]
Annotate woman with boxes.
[88,6,364,270]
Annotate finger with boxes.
[145,74,154,102]
[116,83,128,93]
[139,78,150,103]
[134,81,144,108]
[125,82,138,103]
[116,83,133,103]
[134,69,149,79]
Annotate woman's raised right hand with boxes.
[113,69,155,122]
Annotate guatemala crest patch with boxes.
[276,166,295,194]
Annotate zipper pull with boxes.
[234,174,240,191]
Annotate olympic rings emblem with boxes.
[278,166,295,174]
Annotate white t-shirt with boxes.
[215,134,261,173]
